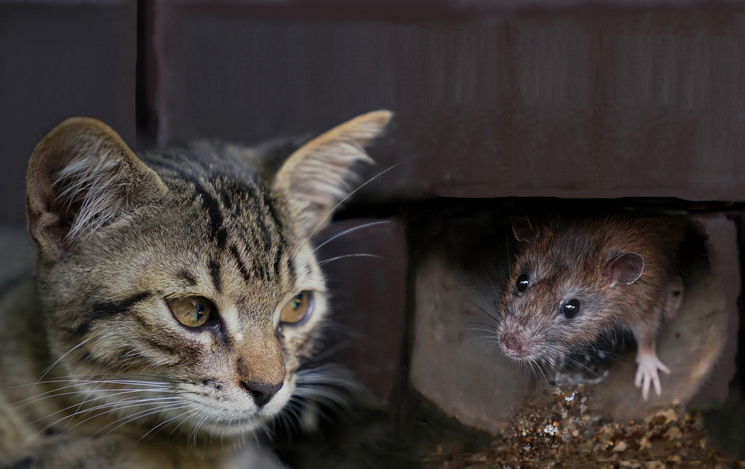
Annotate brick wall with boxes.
[1,0,742,429]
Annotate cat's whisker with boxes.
[27,388,173,421]
[49,395,180,426]
[46,397,184,438]
[258,423,274,443]
[25,338,91,398]
[280,364,363,432]
[303,161,405,246]
[136,407,198,444]
[100,401,189,437]
[312,220,391,253]
[295,364,360,389]
[317,253,383,266]
[63,402,182,441]
[191,414,210,447]
[168,408,201,436]
[14,385,174,414]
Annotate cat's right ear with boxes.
[26,117,167,258]
[272,110,392,239]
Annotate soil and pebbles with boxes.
[422,384,741,467]
[280,384,743,468]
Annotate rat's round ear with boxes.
[603,252,644,288]
[511,217,542,244]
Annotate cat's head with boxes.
[25,111,391,438]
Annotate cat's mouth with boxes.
[175,385,293,437]
[191,412,275,437]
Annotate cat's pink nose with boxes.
[241,380,283,407]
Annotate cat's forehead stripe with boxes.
[145,148,300,289]
[177,270,198,287]
[208,258,222,292]
[74,291,152,336]
[192,181,226,248]
[229,245,253,284]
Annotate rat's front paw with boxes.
[634,353,671,400]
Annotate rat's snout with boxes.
[500,331,526,360]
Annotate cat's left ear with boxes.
[26,117,167,258]
[272,110,392,238]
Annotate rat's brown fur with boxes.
[498,214,688,378]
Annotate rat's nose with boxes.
[500,333,524,359]
[241,381,283,407]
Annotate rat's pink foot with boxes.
[634,351,670,400]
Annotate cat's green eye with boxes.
[168,296,214,328]
[280,291,313,325]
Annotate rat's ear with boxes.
[272,110,392,239]
[603,252,644,288]
[26,117,167,259]
[512,217,542,243]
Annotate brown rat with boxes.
[497,213,689,400]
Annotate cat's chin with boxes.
[174,386,294,439]
[193,416,271,438]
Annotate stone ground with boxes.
[275,384,745,468]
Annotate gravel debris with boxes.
[449,384,741,467]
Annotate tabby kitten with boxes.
[0,111,391,468]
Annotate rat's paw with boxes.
[634,354,671,400]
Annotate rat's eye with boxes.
[516,273,530,293]
[169,297,214,328]
[280,291,314,325]
[561,299,580,318]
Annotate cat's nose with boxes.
[241,380,283,407]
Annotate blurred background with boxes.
[2,0,745,463]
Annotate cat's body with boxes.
[0,111,391,468]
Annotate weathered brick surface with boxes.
[148,3,745,201]
[0,1,137,224]
[0,0,742,431]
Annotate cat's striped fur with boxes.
[0,111,391,468]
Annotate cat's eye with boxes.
[280,291,313,325]
[561,299,580,318]
[169,296,214,328]
[516,273,530,292]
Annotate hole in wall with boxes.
[407,198,733,432]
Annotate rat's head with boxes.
[497,217,644,368]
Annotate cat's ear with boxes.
[26,117,167,256]
[272,110,392,237]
